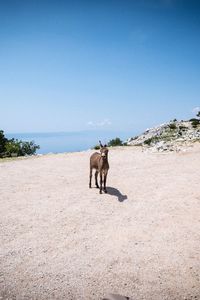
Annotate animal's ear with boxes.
[99,140,103,148]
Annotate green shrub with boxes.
[169,123,177,130]
[192,123,198,128]
[0,130,40,158]
[108,137,123,147]
[144,138,152,145]
[5,139,39,157]
[179,125,187,130]
[144,136,160,145]
[5,139,21,157]
[0,130,8,155]
[189,118,199,122]
[20,140,40,155]
[190,119,200,128]
[93,138,125,149]
[93,144,100,150]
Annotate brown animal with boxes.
[89,141,109,194]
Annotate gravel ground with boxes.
[0,145,200,300]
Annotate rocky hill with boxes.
[127,119,200,152]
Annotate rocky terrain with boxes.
[127,119,200,152]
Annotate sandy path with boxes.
[0,145,200,300]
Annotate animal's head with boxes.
[99,140,109,158]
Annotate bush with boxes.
[189,118,199,122]
[5,139,21,157]
[144,136,160,146]
[144,138,152,146]
[108,137,123,147]
[190,119,200,128]
[179,125,187,130]
[0,130,40,158]
[20,140,40,156]
[169,123,177,130]
[0,130,8,155]
[5,139,40,157]
[93,144,100,150]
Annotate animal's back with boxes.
[90,152,100,169]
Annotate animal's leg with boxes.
[103,172,108,193]
[89,168,92,188]
[99,173,103,194]
[95,170,99,188]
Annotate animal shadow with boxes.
[106,187,127,202]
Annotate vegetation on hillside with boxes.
[93,137,126,150]
[0,130,40,158]
[127,111,200,149]
[108,137,123,147]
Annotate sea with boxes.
[5,130,134,154]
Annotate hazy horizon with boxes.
[5,129,136,154]
[5,129,135,135]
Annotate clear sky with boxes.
[0,0,200,134]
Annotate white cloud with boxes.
[87,119,112,128]
[87,121,94,126]
[192,107,200,114]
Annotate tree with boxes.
[5,139,40,157]
[0,130,8,155]
[5,139,21,157]
[20,140,40,156]
[108,137,123,147]
[196,111,200,119]
[0,130,40,158]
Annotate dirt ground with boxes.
[0,145,200,300]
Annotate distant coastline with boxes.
[5,130,134,154]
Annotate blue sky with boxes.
[0,0,200,134]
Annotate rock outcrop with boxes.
[127,119,200,152]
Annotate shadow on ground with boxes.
[106,187,127,202]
